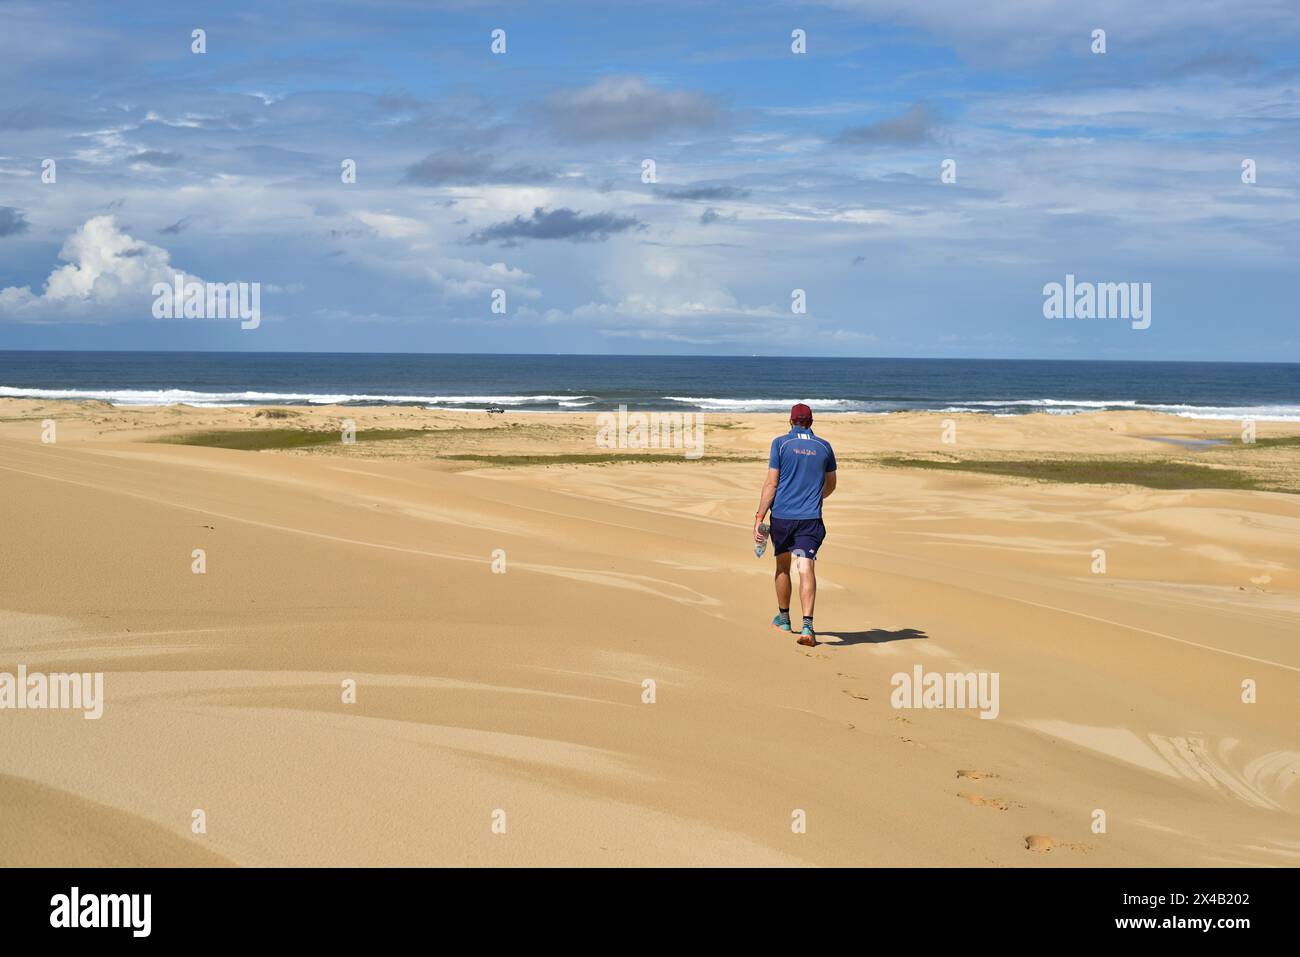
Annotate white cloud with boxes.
[0,215,199,322]
[354,210,425,239]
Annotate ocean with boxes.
[1,352,1297,421]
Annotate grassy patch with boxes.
[441,452,699,467]
[880,457,1271,491]
[1246,435,1300,449]
[154,428,431,450]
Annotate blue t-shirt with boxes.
[768,427,836,519]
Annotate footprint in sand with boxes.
[956,769,997,781]
[842,690,869,701]
[959,792,1010,811]
[1024,834,1089,853]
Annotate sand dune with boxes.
[1,400,1298,866]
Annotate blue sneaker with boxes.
[772,614,792,632]
[798,623,816,646]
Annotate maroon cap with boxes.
[790,403,813,424]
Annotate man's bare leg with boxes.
[775,552,792,613]
[796,555,817,645]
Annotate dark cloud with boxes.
[1161,50,1263,79]
[543,77,721,141]
[328,224,372,240]
[403,148,555,186]
[699,208,738,225]
[467,207,643,246]
[834,102,936,148]
[233,144,318,168]
[131,150,183,166]
[660,184,749,201]
[375,95,424,113]
[160,217,192,235]
[197,111,257,131]
[0,104,78,130]
[0,206,29,237]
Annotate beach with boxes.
[1,398,1298,867]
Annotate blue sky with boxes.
[0,0,1297,359]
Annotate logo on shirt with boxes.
[792,447,817,457]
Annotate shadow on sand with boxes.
[818,627,928,647]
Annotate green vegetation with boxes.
[441,452,701,467]
[143,428,1299,489]
[149,431,721,465]
[880,457,1271,492]
[1247,435,1300,449]
[154,428,431,450]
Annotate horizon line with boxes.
[1,348,1298,367]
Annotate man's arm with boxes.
[822,442,838,501]
[754,467,779,542]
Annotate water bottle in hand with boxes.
[755,523,770,558]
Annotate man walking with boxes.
[753,403,836,646]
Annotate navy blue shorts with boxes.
[769,517,826,560]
